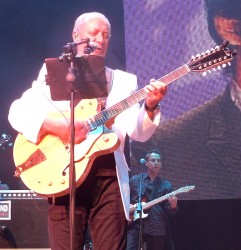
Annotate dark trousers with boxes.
[48,175,127,250]
[126,224,167,250]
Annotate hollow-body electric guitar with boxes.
[129,185,195,222]
[13,41,235,197]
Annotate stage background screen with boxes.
[124,0,241,200]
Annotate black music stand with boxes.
[45,54,108,250]
[45,55,108,102]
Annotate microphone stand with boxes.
[60,39,91,250]
[137,159,145,250]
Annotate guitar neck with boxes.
[142,193,170,211]
[86,64,190,130]
[157,64,190,85]
[142,188,188,211]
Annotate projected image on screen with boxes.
[124,0,241,199]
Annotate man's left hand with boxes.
[144,79,167,109]
[168,193,178,209]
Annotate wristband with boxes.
[144,102,160,112]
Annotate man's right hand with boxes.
[39,113,89,144]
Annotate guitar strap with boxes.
[150,178,162,201]
[97,67,113,110]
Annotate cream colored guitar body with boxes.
[13,99,120,197]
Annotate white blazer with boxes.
[8,64,161,219]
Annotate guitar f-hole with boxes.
[62,165,69,176]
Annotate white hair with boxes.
[73,12,111,35]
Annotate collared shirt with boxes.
[129,173,177,236]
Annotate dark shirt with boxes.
[48,153,116,205]
[92,153,116,176]
[129,173,177,236]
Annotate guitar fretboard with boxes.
[142,185,195,210]
[85,64,190,131]
[157,64,190,85]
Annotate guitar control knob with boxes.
[47,181,53,186]
[60,179,65,184]
[103,136,109,142]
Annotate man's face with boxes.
[73,17,111,57]
[146,152,162,175]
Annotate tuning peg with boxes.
[217,66,222,70]
[222,64,227,68]
[202,69,215,76]
[232,49,237,56]
[228,62,231,66]
[221,40,229,48]
[205,50,211,54]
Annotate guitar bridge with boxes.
[15,149,46,177]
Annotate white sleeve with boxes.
[109,69,160,146]
[8,64,51,143]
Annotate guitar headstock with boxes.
[187,40,236,73]
[177,185,195,193]
[0,133,13,150]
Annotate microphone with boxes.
[63,42,76,53]
[89,42,98,51]
[140,158,146,165]
[84,42,98,54]
[62,38,90,53]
